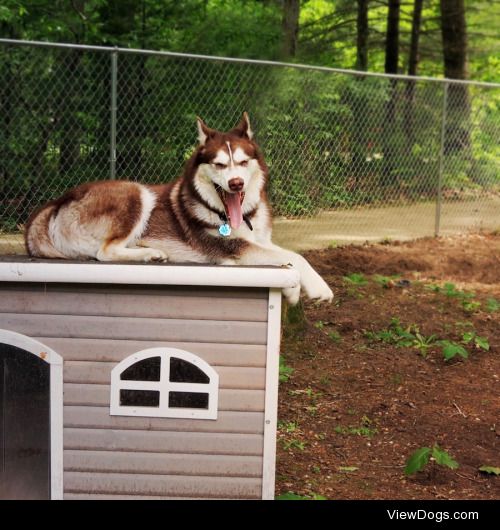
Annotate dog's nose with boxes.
[228,178,244,192]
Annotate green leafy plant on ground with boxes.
[334,415,378,438]
[405,445,459,476]
[365,318,490,361]
[486,298,499,312]
[426,282,482,313]
[279,355,294,383]
[479,466,500,476]
[343,273,369,286]
[276,492,327,500]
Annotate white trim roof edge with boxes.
[0,262,300,289]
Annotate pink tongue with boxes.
[226,192,243,229]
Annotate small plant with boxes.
[338,466,359,473]
[278,420,298,433]
[276,491,327,500]
[334,416,377,438]
[343,273,369,287]
[328,330,342,343]
[405,445,459,475]
[282,439,307,451]
[486,297,499,312]
[461,332,490,351]
[314,320,325,330]
[438,340,469,361]
[365,318,436,357]
[279,355,294,383]
[373,274,400,288]
[479,466,500,476]
[426,283,482,313]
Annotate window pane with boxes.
[120,390,160,407]
[121,356,161,381]
[169,392,209,409]
[0,343,50,500]
[170,357,209,384]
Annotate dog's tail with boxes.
[24,203,67,258]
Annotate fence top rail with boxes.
[1,38,499,89]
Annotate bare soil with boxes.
[276,233,500,500]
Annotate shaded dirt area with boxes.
[276,233,499,500]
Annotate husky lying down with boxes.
[25,113,333,305]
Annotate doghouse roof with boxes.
[0,258,300,289]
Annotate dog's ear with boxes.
[196,117,216,146]
[230,111,253,140]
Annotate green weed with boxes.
[405,445,459,475]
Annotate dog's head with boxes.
[189,112,267,230]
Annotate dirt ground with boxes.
[276,232,499,500]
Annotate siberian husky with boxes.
[25,113,333,305]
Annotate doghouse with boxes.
[0,258,299,500]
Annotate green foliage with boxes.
[479,466,500,476]
[279,355,294,383]
[405,445,459,476]
[426,283,483,314]
[335,416,377,438]
[374,274,400,288]
[276,491,327,500]
[461,332,490,351]
[328,330,342,343]
[0,1,498,232]
[343,273,369,287]
[485,298,499,313]
[282,439,307,451]
[365,318,436,357]
[404,447,431,475]
[439,340,469,361]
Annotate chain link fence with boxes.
[1,39,499,254]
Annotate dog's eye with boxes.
[239,160,249,167]
[214,163,227,170]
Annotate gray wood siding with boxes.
[64,472,262,499]
[64,361,265,389]
[34,337,266,366]
[64,384,265,412]
[64,450,263,477]
[64,407,264,434]
[64,429,263,455]
[0,282,269,499]
[0,313,267,344]
[0,287,268,321]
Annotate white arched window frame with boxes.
[110,347,219,420]
[0,329,63,500]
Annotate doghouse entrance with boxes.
[0,342,51,499]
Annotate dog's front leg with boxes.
[233,243,333,305]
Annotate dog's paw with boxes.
[283,285,301,306]
[304,279,334,303]
[143,249,168,262]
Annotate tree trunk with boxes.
[440,0,471,155]
[385,0,401,75]
[58,0,87,175]
[383,0,401,184]
[408,0,424,77]
[356,0,369,71]
[404,0,424,143]
[282,0,300,58]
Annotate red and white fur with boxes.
[25,113,333,305]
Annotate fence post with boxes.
[110,47,118,180]
[435,81,448,237]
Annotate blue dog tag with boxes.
[219,223,231,237]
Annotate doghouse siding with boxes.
[64,472,262,498]
[64,384,265,411]
[0,282,270,499]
